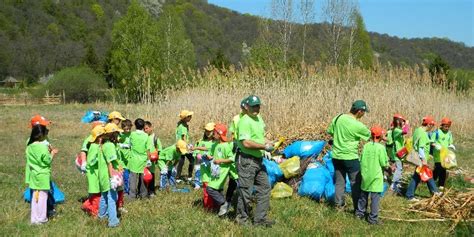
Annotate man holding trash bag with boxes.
[236,95,275,227]
[327,100,371,211]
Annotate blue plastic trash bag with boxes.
[263,158,283,187]
[51,181,65,203]
[23,181,64,203]
[380,182,389,197]
[345,174,351,193]
[298,162,334,201]
[322,151,334,178]
[324,180,335,203]
[283,141,326,159]
[81,110,108,123]
[23,188,31,202]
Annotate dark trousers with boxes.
[433,162,447,187]
[206,186,225,207]
[177,153,195,178]
[356,191,381,224]
[128,172,147,199]
[236,154,271,223]
[333,158,361,211]
[147,172,156,195]
[226,178,237,203]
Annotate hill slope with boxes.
[0,0,472,83]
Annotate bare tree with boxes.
[299,0,316,64]
[271,0,295,63]
[322,0,356,65]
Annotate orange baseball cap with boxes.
[422,116,435,126]
[214,124,229,142]
[370,125,384,137]
[30,115,50,127]
[440,117,452,125]
[393,113,406,121]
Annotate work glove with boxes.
[160,166,168,175]
[433,143,442,150]
[264,144,275,152]
[211,162,220,178]
[448,144,456,151]
[110,177,119,190]
[171,167,177,176]
[119,143,131,149]
[146,160,152,167]
[80,163,87,173]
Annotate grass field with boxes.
[0,102,472,236]
[1,65,473,236]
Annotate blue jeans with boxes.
[98,190,119,227]
[160,168,177,190]
[194,169,201,188]
[406,171,439,199]
[123,169,130,194]
[391,160,403,193]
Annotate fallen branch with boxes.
[380,216,450,222]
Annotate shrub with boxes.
[45,66,108,102]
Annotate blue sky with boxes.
[208,0,474,47]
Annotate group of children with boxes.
[24,104,455,227]
[76,109,242,227]
[357,114,454,224]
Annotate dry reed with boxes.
[101,64,473,146]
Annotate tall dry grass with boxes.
[103,63,473,145]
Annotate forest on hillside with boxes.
[0,0,472,86]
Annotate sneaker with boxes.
[368,220,382,225]
[434,192,443,196]
[218,202,229,217]
[438,186,445,191]
[254,219,276,228]
[408,197,420,202]
[118,207,128,213]
[108,222,120,228]
[236,217,251,226]
[176,179,183,184]
[186,177,193,182]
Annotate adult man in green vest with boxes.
[236,95,275,227]
[327,100,371,211]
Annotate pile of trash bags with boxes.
[265,140,337,202]
[266,140,388,203]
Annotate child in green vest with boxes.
[176,110,194,182]
[159,140,188,190]
[128,119,152,199]
[355,125,389,224]
[406,116,441,201]
[206,124,235,217]
[27,124,58,225]
[144,121,162,196]
[431,117,455,190]
[193,122,215,190]
[118,119,132,196]
[385,114,409,195]
[98,123,123,228]
[81,125,105,217]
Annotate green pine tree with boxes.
[353,11,373,69]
